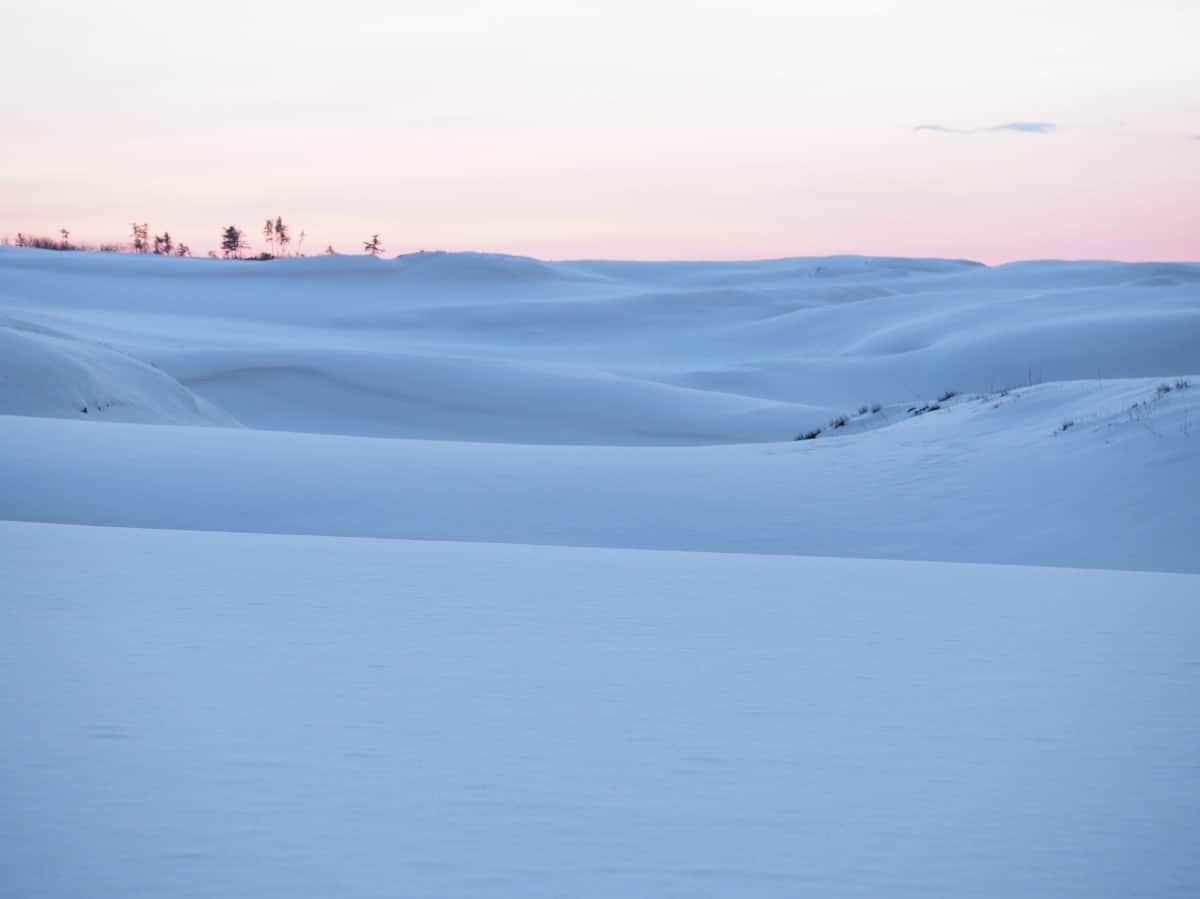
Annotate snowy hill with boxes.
[2,247,1196,443]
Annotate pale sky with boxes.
[2,0,1198,261]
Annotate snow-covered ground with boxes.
[2,376,1197,571]
[1,247,1197,569]
[2,247,1198,896]
[2,249,1197,444]
[4,521,1199,899]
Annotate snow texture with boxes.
[3,520,1199,899]
[2,247,1198,897]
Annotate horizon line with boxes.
[4,243,1200,267]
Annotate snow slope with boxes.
[0,322,237,425]
[3,520,1198,899]
[2,374,1197,571]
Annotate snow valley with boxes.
[2,247,1198,898]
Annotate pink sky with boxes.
[3,1,1198,262]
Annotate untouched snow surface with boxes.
[3,520,1199,899]
[2,372,1197,571]
[2,248,1197,443]
[2,248,1199,896]
[1,247,1198,570]
[0,321,237,426]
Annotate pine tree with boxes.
[325,245,336,255]
[131,223,149,254]
[220,225,247,259]
[175,243,191,257]
[159,232,173,256]
[59,228,70,249]
[363,234,384,256]
[263,218,276,257]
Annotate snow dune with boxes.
[2,247,1196,442]
[1,245,1197,569]
[2,374,1197,571]
[0,322,236,426]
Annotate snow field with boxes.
[3,520,1198,899]
[2,247,1198,897]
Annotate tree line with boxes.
[216,222,384,259]
[129,224,190,257]
[4,218,387,259]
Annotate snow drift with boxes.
[2,374,1197,571]
[0,321,236,426]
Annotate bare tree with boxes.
[275,216,290,257]
[263,218,276,257]
[59,228,70,249]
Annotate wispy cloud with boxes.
[914,122,1057,135]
